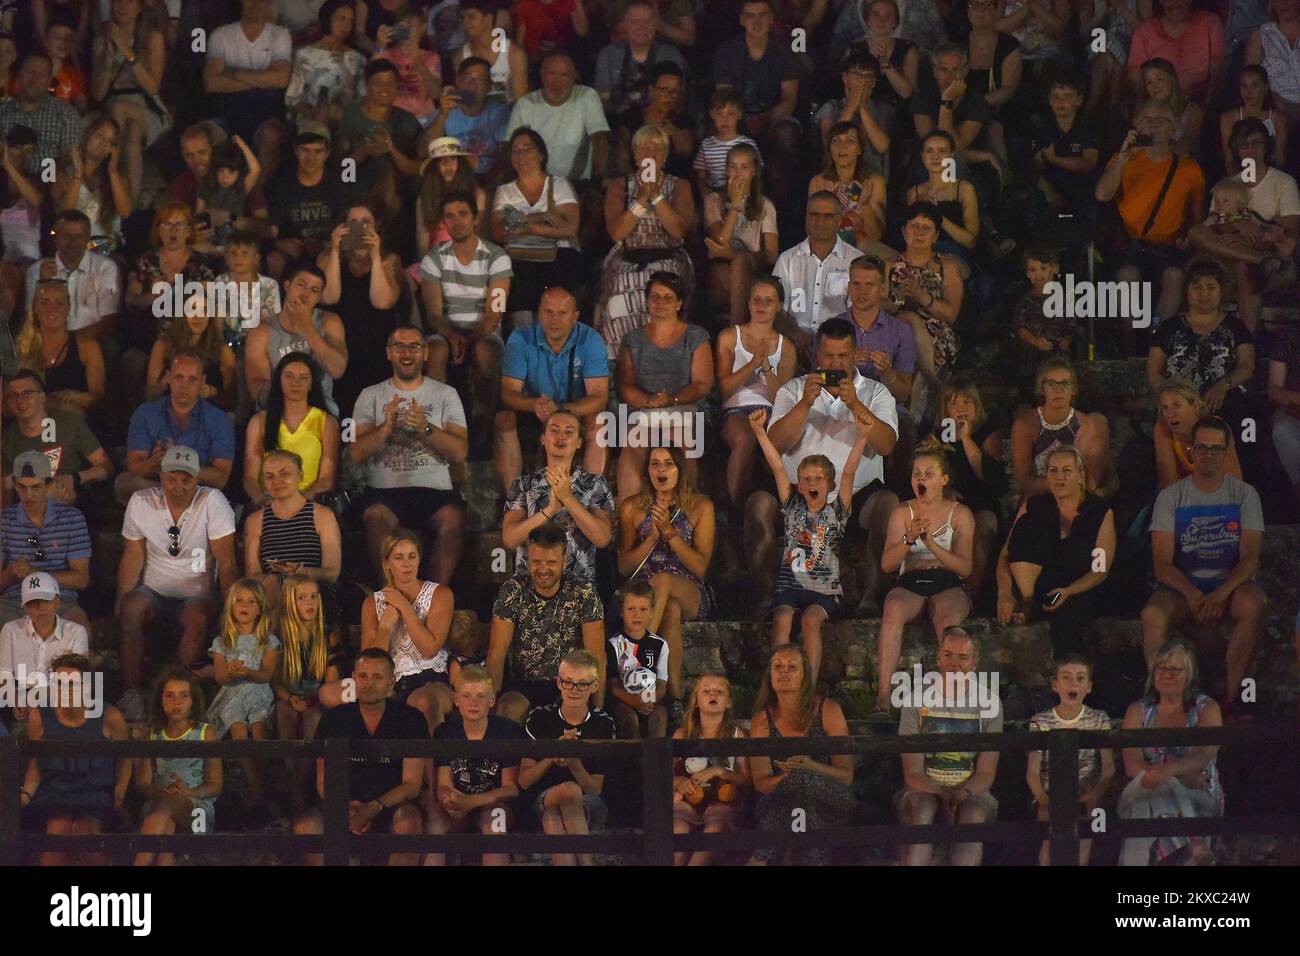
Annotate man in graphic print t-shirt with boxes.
[1144,418,1267,705]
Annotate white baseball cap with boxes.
[21,571,59,605]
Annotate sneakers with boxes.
[117,689,147,722]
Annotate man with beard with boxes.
[350,325,469,587]
[243,262,348,416]
[487,523,607,723]
[419,191,511,418]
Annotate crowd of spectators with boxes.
[2,0,1298,866]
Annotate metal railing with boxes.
[2,724,1295,865]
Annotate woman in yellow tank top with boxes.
[243,352,341,503]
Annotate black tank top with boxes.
[259,500,323,571]
[332,263,402,416]
[44,334,88,394]
[765,698,831,766]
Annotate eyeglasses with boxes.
[653,85,683,95]
[557,678,597,691]
[167,524,182,557]
[1193,444,1227,456]
[8,388,41,401]
[26,535,45,562]
[389,342,426,352]
[160,221,189,230]
[511,144,538,154]
[1154,666,1185,676]
[1042,378,1075,390]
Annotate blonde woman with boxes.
[360,529,455,734]
[16,278,105,416]
[1119,641,1222,865]
[997,445,1116,659]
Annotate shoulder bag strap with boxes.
[1140,154,1180,239]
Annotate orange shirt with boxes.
[1115,150,1205,246]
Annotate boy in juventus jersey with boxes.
[605,581,668,738]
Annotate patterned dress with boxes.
[633,505,713,618]
[753,699,857,864]
[595,173,695,360]
[206,633,281,735]
[889,254,958,373]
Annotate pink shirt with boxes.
[1128,12,1224,99]
[377,46,442,122]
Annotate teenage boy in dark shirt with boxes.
[295,649,427,866]
[1030,74,1101,239]
[426,665,522,866]
[518,649,616,866]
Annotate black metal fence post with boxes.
[1046,729,1081,866]
[322,737,351,866]
[0,736,21,866]
[641,736,674,866]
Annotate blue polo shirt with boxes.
[125,396,236,464]
[0,502,92,602]
[502,322,609,403]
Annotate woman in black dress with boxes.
[996,445,1116,657]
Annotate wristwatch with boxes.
[424,421,434,436]
[940,98,956,110]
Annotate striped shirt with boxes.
[418,237,513,331]
[256,500,323,571]
[0,503,92,603]
[692,134,760,190]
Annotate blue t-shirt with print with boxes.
[1151,475,1264,591]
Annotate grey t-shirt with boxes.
[352,377,467,490]
[264,309,339,416]
[623,323,710,398]
[1150,474,1264,591]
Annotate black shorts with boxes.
[849,480,888,529]
[357,487,465,529]
[394,669,449,701]
[502,678,560,709]
[895,568,966,598]
[772,587,840,619]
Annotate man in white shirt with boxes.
[772,191,864,359]
[25,211,121,341]
[0,573,89,723]
[203,0,292,179]
[116,446,237,721]
[506,51,609,184]
[745,317,901,613]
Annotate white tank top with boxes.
[723,326,784,410]
[904,501,957,565]
[1238,105,1277,138]
[376,580,448,680]
[462,40,512,102]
